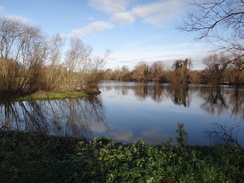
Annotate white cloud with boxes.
[89,0,184,26]
[131,0,183,26]
[88,0,129,14]
[89,122,110,133]
[0,5,4,11]
[111,128,133,141]
[111,12,135,25]
[71,21,115,38]
[4,15,30,23]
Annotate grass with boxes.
[0,91,88,102]
[1,124,244,183]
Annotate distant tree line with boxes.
[102,55,244,86]
[0,17,109,95]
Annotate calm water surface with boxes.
[1,81,244,146]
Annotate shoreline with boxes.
[0,91,89,102]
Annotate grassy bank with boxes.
[0,91,88,102]
[0,130,243,183]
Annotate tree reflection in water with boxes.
[0,96,109,140]
[134,84,165,103]
[205,123,243,147]
[200,87,227,115]
[100,82,244,119]
[1,82,244,145]
[99,82,244,145]
[200,86,244,119]
[164,84,191,107]
[229,89,244,119]
[109,83,191,106]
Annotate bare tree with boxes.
[64,38,109,92]
[84,49,111,92]
[202,54,231,85]
[150,61,165,83]
[0,17,110,96]
[224,56,244,86]
[132,61,149,82]
[64,38,93,90]
[65,38,92,73]
[180,0,244,52]
[43,34,65,91]
[171,58,192,84]
[0,17,48,95]
[118,65,131,81]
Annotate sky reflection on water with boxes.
[99,82,244,146]
[0,81,244,146]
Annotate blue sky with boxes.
[0,0,209,70]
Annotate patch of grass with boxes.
[0,92,88,102]
[0,129,243,183]
[29,92,88,100]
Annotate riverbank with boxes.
[0,91,88,102]
[0,130,243,182]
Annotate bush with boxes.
[0,130,243,182]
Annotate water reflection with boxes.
[165,85,191,107]
[99,82,244,146]
[205,123,243,147]
[1,82,244,146]
[0,96,109,139]
[200,87,227,115]
[199,87,244,119]
[100,82,244,119]
[102,83,192,106]
[229,89,244,119]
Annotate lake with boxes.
[1,81,244,146]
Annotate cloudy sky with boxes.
[0,0,209,70]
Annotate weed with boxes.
[0,128,243,182]
[176,123,188,147]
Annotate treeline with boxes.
[0,17,108,96]
[102,55,244,86]
[1,17,243,97]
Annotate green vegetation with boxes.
[0,92,88,102]
[1,124,243,183]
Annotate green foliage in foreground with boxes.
[0,92,88,102]
[0,130,244,183]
